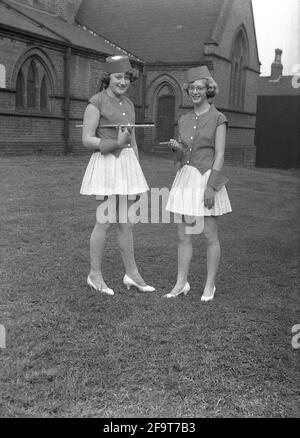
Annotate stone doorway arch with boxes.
[146,74,183,151]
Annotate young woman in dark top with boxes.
[164,66,232,301]
[80,55,155,295]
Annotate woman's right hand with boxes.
[117,125,131,148]
[169,139,182,152]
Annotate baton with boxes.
[75,124,155,128]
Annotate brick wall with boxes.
[0,28,143,156]
[139,0,259,166]
[0,33,66,154]
[142,63,257,166]
[54,0,82,23]
[0,0,258,167]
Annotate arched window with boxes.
[15,56,52,112]
[40,75,48,111]
[233,61,239,104]
[230,29,249,109]
[0,64,6,88]
[27,61,37,108]
[16,70,25,109]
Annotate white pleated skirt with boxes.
[166,165,232,217]
[80,148,149,196]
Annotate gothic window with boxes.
[16,70,25,108]
[230,29,248,109]
[15,56,52,111]
[40,75,48,111]
[0,64,6,88]
[27,61,37,108]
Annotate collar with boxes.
[104,88,124,104]
[187,103,215,120]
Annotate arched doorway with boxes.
[157,94,175,148]
[146,75,182,152]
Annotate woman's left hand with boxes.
[169,139,183,152]
[204,186,215,209]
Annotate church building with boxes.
[0,0,261,166]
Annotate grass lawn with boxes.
[0,153,299,418]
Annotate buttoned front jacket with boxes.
[175,104,228,175]
[89,90,137,157]
[89,90,135,137]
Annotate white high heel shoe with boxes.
[201,286,216,302]
[163,282,190,298]
[123,274,155,292]
[87,276,114,296]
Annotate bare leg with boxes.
[89,200,113,289]
[168,221,193,295]
[202,216,220,297]
[116,196,146,285]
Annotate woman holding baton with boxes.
[80,55,155,295]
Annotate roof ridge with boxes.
[1,0,135,57]
[2,0,71,42]
[77,23,144,63]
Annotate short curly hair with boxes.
[98,68,139,91]
[183,77,219,99]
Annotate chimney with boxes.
[270,49,283,80]
[54,0,82,24]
